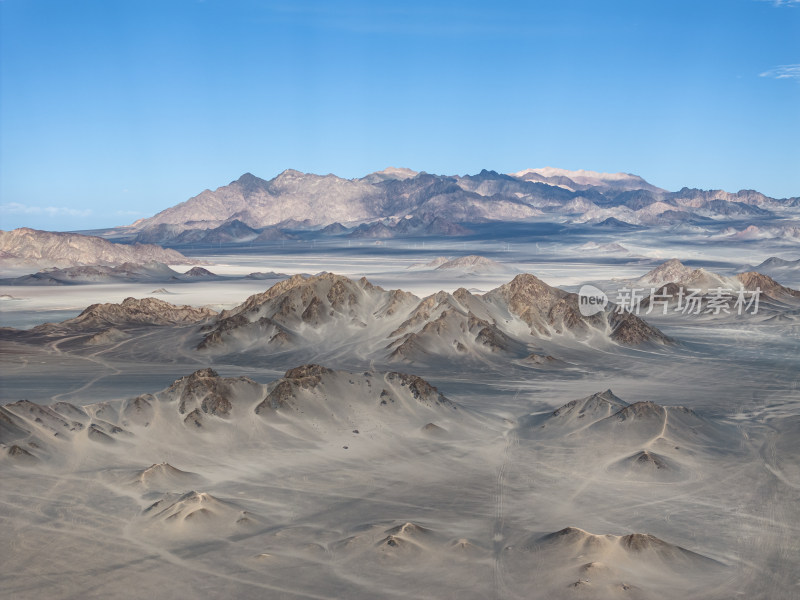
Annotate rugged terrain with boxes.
[1,365,777,600]
[1,200,799,600]
[94,167,800,245]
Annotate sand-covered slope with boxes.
[1,370,752,600]
[0,365,484,467]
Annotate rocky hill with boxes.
[196,272,671,362]
[33,297,218,334]
[0,227,194,269]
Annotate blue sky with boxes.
[1,0,799,231]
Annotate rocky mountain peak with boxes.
[736,271,800,297]
[494,273,566,309]
[284,364,333,380]
[637,259,697,287]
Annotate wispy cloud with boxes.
[757,0,800,6]
[759,64,800,80]
[0,202,93,218]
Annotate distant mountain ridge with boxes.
[0,227,196,269]
[113,167,799,244]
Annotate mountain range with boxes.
[102,167,799,245]
[0,262,287,286]
[632,259,800,303]
[13,257,799,365]
[1,271,671,373]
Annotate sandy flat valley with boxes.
[1,234,799,600]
